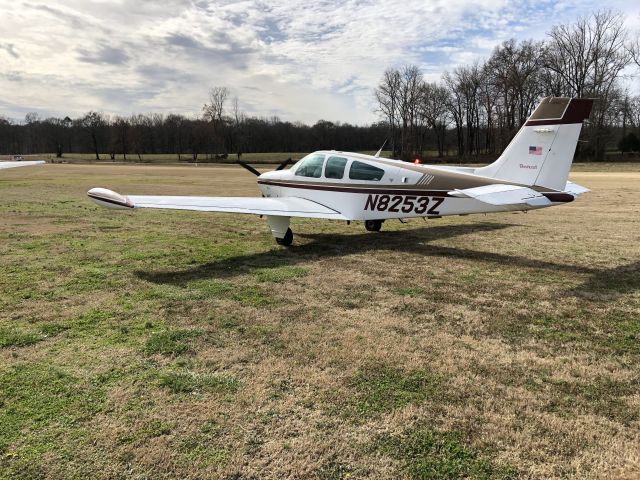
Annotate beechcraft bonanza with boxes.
[88,97,593,246]
[0,160,45,171]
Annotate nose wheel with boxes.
[365,220,383,232]
[275,228,293,246]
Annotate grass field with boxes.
[1,163,639,479]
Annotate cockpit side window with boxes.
[349,160,384,181]
[294,154,325,178]
[324,156,348,179]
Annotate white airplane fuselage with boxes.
[256,152,560,222]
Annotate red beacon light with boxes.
[414,158,421,165]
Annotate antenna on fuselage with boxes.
[374,139,387,158]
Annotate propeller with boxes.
[237,161,261,176]
[275,157,293,170]
[237,157,293,176]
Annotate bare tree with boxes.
[443,72,465,157]
[418,82,450,157]
[544,10,633,160]
[631,35,640,68]
[81,111,107,160]
[231,95,246,157]
[202,86,230,154]
[203,86,230,123]
[486,40,543,151]
[112,117,130,161]
[375,68,402,156]
[398,65,424,159]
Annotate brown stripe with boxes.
[88,194,134,208]
[258,180,454,197]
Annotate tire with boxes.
[365,220,383,232]
[275,228,293,246]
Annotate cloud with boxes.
[0,0,638,124]
[164,31,256,68]
[0,43,19,58]
[26,3,90,30]
[77,45,130,65]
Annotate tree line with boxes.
[375,10,640,161]
[1,10,638,162]
[0,107,387,161]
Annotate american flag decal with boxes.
[529,146,543,155]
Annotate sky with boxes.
[0,0,638,125]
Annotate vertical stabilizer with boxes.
[476,97,593,191]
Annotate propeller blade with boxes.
[237,161,261,176]
[276,157,293,171]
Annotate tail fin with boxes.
[476,97,593,191]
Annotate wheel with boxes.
[275,228,293,246]
[365,220,383,232]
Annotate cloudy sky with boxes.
[0,0,638,125]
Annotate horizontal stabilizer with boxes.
[564,181,589,195]
[449,184,552,207]
[88,188,347,219]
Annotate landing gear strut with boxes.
[365,219,383,232]
[275,228,293,246]
[268,216,293,247]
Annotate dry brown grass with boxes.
[0,164,639,479]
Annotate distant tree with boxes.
[112,117,130,161]
[203,87,229,124]
[81,111,107,160]
[375,68,402,156]
[203,86,230,153]
[619,132,640,152]
[443,72,465,157]
[418,82,450,157]
[23,112,41,154]
[543,10,633,160]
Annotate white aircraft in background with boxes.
[88,97,592,246]
[0,160,45,170]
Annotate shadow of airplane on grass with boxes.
[134,222,640,298]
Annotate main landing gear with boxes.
[268,216,294,247]
[275,228,293,246]
[364,219,384,232]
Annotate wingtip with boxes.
[87,187,134,209]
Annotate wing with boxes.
[0,161,45,170]
[449,184,552,207]
[87,188,347,219]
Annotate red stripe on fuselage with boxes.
[257,180,454,197]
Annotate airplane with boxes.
[88,96,592,246]
[0,160,45,170]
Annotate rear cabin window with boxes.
[324,156,348,179]
[349,161,384,181]
[294,154,325,178]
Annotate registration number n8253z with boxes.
[364,194,444,214]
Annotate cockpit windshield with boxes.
[293,153,325,178]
